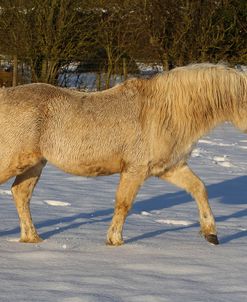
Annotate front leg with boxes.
[107,170,145,246]
[160,163,219,245]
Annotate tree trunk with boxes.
[123,58,127,81]
[106,63,113,89]
[41,59,48,82]
[38,59,58,84]
[12,55,18,87]
[97,71,102,91]
[47,60,59,84]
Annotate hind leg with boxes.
[11,160,46,243]
[160,163,218,245]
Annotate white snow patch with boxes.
[212,155,235,168]
[191,148,201,158]
[0,189,12,196]
[199,139,234,147]
[141,211,152,216]
[239,228,247,231]
[213,156,228,162]
[155,219,194,226]
[6,238,19,242]
[66,176,90,182]
[199,139,215,145]
[218,143,236,147]
[44,200,71,207]
[216,161,235,168]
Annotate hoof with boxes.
[205,234,219,245]
[106,238,124,246]
[106,228,124,246]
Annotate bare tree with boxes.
[0,0,245,88]
[132,0,246,68]
[26,0,96,83]
[91,0,141,88]
[0,0,96,84]
[0,0,32,85]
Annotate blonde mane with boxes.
[139,63,247,143]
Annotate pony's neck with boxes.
[171,105,226,148]
[146,81,229,146]
[151,68,246,144]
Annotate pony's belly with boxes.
[42,142,123,176]
[51,160,122,177]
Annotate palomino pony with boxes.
[0,63,246,246]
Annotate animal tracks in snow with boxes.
[192,147,235,168]
[138,211,195,227]
[191,137,245,169]
[212,156,235,168]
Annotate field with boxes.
[0,123,247,301]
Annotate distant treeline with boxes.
[0,0,246,88]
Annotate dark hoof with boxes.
[205,234,219,245]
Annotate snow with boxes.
[155,219,194,226]
[1,123,247,301]
[0,189,12,196]
[44,200,71,207]
[58,72,125,91]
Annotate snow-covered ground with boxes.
[0,123,247,302]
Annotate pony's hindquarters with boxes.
[0,95,43,183]
[0,88,47,242]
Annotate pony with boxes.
[0,63,246,246]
